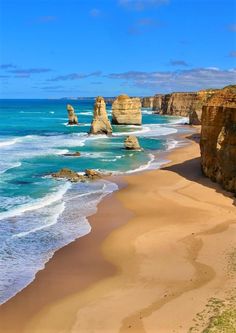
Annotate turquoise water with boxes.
[0,99,188,304]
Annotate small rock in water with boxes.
[124,135,141,150]
[63,151,81,157]
[51,168,109,183]
[51,168,86,182]
[85,169,102,180]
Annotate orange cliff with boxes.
[200,85,236,193]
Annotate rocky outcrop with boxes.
[85,169,102,179]
[112,95,142,125]
[90,97,112,135]
[124,135,141,150]
[52,168,105,182]
[67,104,78,125]
[200,85,236,193]
[52,168,86,182]
[63,151,81,157]
[142,97,154,108]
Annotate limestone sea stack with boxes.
[112,95,142,125]
[89,96,112,135]
[200,85,236,193]
[67,104,78,125]
[124,135,141,150]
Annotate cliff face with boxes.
[189,90,218,125]
[90,96,112,135]
[152,90,219,124]
[153,93,197,117]
[152,94,164,113]
[142,97,154,108]
[200,85,236,193]
[166,93,198,117]
[112,95,142,125]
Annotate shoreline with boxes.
[0,127,235,332]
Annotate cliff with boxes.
[89,96,112,135]
[104,97,115,105]
[152,94,164,113]
[112,94,142,125]
[166,92,198,117]
[67,104,78,125]
[142,97,154,108]
[152,90,219,125]
[200,85,236,193]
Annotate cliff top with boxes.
[205,85,236,107]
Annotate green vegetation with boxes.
[202,308,236,333]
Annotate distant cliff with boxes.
[141,97,154,108]
[200,85,236,194]
[151,90,218,124]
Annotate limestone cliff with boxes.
[152,90,219,125]
[189,89,218,125]
[166,93,198,117]
[112,95,142,125]
[152,94,164,113]
[142,97,154,108]
[200,85,236,193]
[67,104,78,125]
[90,96,112,135]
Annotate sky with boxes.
[0,0,236,98]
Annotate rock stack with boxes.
[112,95,142,125]
[124,135,141,150]
[67,104,78,125]
[200,85,236,193]
[89,96,112,135]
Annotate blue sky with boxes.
[0,0,236,98]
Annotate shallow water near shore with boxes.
[0,99,189,304]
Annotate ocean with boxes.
[0,99,189,304]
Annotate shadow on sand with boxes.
[163,133,236,206]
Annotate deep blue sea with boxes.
[0,99,189,304]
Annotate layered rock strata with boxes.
[89,97,112,135]
[142,97,154,108]
[152,90,219,125]
[124,135,141,150]
[200,85,236,193]
[112,95,142,125]
[67,104,78,125]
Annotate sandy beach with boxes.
[0,130,235,333]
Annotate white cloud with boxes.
[108,68,236,92]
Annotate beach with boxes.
[0,130,235,333]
